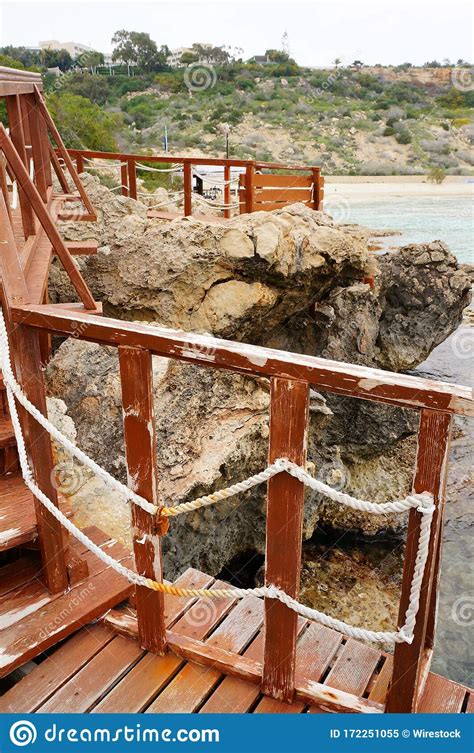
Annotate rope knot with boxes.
[398,627,414,644]
[411,492,435,515]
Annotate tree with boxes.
[180,51,198,65]
[190,43,230,66]
[40,48,73,71]
[265,48,290,63]
[76,50,104,74]
[0,46,41,68]
[333,57,342,69]
[352,60,364,70]
[112,31,168,74]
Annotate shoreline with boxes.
[324,176,474,202]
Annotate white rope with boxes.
[135,162,182,173]
[192,168,240,186]
[195,196,240,210]
[83,157,128,169]
[0,306,435,644]
[0,312,157,516]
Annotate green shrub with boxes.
[383,126,395,136]
[396,129,412,144]
[47,92,119,151]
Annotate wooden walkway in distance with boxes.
[1,566,471,714]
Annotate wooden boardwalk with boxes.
[1,563,471,714]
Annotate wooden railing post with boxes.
[312,167,321,210]
[245,162,255,213]
[262,377,309,703]
[119,346,167,654]
[385,409,452,713]
[24,93,48,201]
[120,161,129,197]
[223,164,231,219]
[76,152,84,174]
[16,324,69,593]
[5,94,36,238]
[183,161,192,216]
[128,158,137,200]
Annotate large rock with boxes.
[46,176,471,577]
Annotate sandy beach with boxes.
[325,175,474,203]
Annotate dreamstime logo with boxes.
[323,195,351,224]
[10,720,37,747]
[51,460,86,495]
[185,598,219,630]
[451,594,474,626]
[450,327,474,360]
[451,66,474,92]
[184,62,217,92]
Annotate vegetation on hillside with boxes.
[1,38,472,173]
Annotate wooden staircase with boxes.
[0,66,132,682]
[0,370,133,677]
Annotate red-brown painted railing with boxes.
[63,148,324,216]
[10,303,473,711]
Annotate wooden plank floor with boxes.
[0,526,132,678]
[1,567,471,714]
[0,473,71,552]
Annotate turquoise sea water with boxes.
[344,196,473,264]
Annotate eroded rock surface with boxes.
[47,175,472,577]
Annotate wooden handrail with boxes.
[65,148,324,211]
[11,305,473,416]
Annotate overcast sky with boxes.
[0,0,472,66]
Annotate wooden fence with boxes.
[65,148,324,218]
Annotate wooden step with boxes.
[64,240,98,256]
[0,473,70,552]
[0,526,133,678]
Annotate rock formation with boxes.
[46,174,471,578]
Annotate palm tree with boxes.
[333,57,342,69]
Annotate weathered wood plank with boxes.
[33,86,96,219]
[386,410,452,712]
[38,635,144,712]
[163,628,383,713]
[146,596,263,713]
[119,346,165,654]
[324,639,381,696]
[263,378,309,702]
[417,673,467,713]
[254,188,312,202]
[199,618,307,714]
[0,126,97,309]
[94,579,234,713]
[0,538,132,678]
[13,305,473,416]
[0,625,114,712]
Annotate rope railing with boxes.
[135,161,182,173]
[0,307,435,645]
[192,168,241,187]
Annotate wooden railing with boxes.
[9,302,473,712]
[64,148,324,217]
